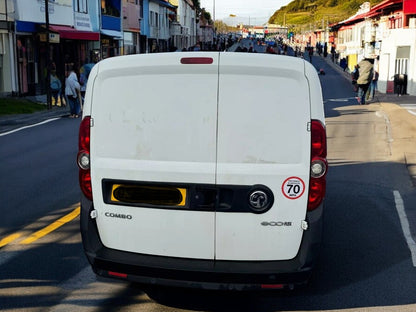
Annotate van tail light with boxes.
[78,116,92,200]
[108,271,128,279]
[308,120,327,211]
[180,57,213,64]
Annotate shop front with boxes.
[15,21,37,96]
[101,29,122,59]
[46,25,99,95]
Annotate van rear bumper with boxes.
[81,196,323,291]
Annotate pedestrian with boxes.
[317,43,322,56]
[65,63,82,118]
[368,56,379,100]
[356,58,374,105]
[367,68,379,101]
[79,62,95,99]
[330,44,336,62]
[266,45,276,54]
[394,74,407,96]
[323,42,328,57]
[308,46,313,63]
[50,69,63,106]
[351,64,359,92]
[340,58,347,72]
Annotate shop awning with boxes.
[151,0,176,9]
[101,29,123,39]
[49,25,99,41]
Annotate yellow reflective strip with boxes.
[111,184,121,202]
[0,233,22,248]
[20,207,80,245]
[178,188,186,206]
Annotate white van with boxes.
[78,52,327,290]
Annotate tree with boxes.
[203,11,212,24]
[192,0,202,23]
[214,20,237,34]
[327,0,338,7]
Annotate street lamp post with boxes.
[213,0,215,23]
[229,14,252,27]
[213,0,217,47]
[45,0,51,109]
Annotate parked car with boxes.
[78,52,327,291]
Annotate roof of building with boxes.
[332,0,403,29]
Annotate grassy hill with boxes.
[268,0,385,30]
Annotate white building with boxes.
[169,0,196,50]
[148,0,173,52]
[0,0,16,95]
[122,0,141,55]
[378,16,416,95]
[197,23,214,50]
[334,0,416,95]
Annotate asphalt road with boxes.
[0,117,80,237]
[0,54,415,312]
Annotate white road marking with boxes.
[398,104,416,116]
[393,190,416,267]
[0,117,60,137]
[324,97,356,103]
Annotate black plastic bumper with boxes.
[80,194,323,290]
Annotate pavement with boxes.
[0,95,71,135]
[322,56,416,104]
[322,55,416,186]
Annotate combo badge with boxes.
[282,177,305,199]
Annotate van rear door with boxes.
[215,53,311,261]
[90,53,219,259]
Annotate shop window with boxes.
[150,11,159,27]
[75,0,88,13]
[395,46,410,75]
[101,0,120,17]
[389,15,403,29]
[395,58,408,75]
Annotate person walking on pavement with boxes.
[356,58,374,105]
[79,61,95,99]
[367,68,379,101]
[50,69,63,106]
[308,46,313,63]
[367,56,379,101]
[65,63,82,118]
[351,64,359,92]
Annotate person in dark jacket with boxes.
[356,58,374,104]
[351,64,359,92]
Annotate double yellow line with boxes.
[0,206,80,248]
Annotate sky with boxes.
[199,0,292,26]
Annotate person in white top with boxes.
[65,63,82,118]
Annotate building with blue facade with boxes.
[101,0,123,58]
[12,0,105,95]
[0,0,200,96]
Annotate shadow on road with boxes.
[122,161,416,312]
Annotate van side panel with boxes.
[89,53,219,259]
[304,61,325,122]
[82,64,97,116]
[216,54,311,261]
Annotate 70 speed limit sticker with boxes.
[282,177,305,199]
